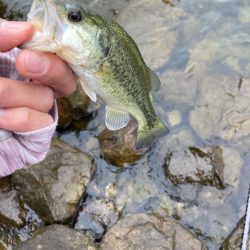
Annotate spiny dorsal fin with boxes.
[148,67,161,92]
[105,106,131,130]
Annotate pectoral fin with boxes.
[105,106,131,130]
[79,79,97,102]
[148,67,161,92]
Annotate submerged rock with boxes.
[12,138,95,224]
[164,145,242,189]
[15,224,96,250]
[101,213,207,250]
[74,200,118,240]
[98,121,144,167]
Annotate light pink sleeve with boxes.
[0,48,58,177]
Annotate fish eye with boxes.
[68,9,83,23]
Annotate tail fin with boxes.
[135,118,169,150]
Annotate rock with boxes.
[101,213,207,250]
[0,191,25,228]
[98,121,144,167]
[12,138,95,224]
[164,145,242,189]
[221,217,249,250]
[15,224,96,250]
[74,200,118,239]
[164,146,224,188]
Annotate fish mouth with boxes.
[21,0,63,51]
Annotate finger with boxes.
[0,107,54,132]
[0,77,54,113]
[16,50,77,97]
[0,19,33,52]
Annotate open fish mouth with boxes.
[21,0,64,51]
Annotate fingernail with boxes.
[0,20,31,31]
[24,51,49,74]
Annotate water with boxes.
[0,0,250,249]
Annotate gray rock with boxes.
[12,138,95,224]
[101,213,207,250]
[0,190,24,227]
[15,224,96,250]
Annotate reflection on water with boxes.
[1,0,250,249]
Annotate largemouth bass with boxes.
[22,0,168,149]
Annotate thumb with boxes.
[0,19,33,52]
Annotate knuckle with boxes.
[43,87,54,111]
[0,81,9,105]
[19,108,32,127]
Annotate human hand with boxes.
[0,19,76,132]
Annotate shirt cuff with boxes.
[0,101,58,177]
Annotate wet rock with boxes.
[98,121,144,167]
[74,199,118,239]
[0,191,25,228]
[101,213,207,250]
[221,217,249,250]
[164,146,242,189]
[15,224,96,250]
[12,138,95,224]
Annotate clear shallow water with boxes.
[1,0,250,249]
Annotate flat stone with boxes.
[15,224,96,250]
[101,213,206,250]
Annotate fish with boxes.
[21,0,169,150]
